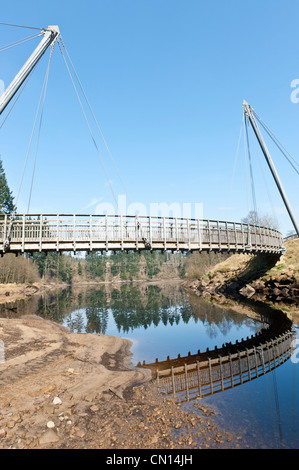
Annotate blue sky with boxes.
[0,0,298,235]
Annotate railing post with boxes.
[89,215,93,252]
[22,215,25,253]
[246,349,251,380]
[241,223,245,251]
[217,221,221,251]
[105,215,109,251]
[196,361,202,397]
[229,354,234,387]
[238,352,243,384]
[226,221,230,251]
[234,222,238,250]
[135,216,138,251]
[56,214,59,252]
[197,219,202,251]
[208,358,213,394]
[163,217,166,251]
[219,356,224,391]
[207,220,212,251]
[171,366,176,398]
[120,215,124,251]
[39,215,43,252]
[187,219,191,251]
[175,218,179,251]
[184,363,189,401]
[3,214,7,248]
[73,215,76,252]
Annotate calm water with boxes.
[1,281,298,449]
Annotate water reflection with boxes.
[0,282,261,365]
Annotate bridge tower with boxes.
[243,101,299,237]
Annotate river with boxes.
[1,281,298,449]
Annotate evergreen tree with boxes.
[0,159,16,214]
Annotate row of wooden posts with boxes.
[155,330,296,402]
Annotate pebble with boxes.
[39,429,60,445]
[46,421,55,429]
[53,397,62,405]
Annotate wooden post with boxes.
[208,358,213,394]
[238,352,243,384]
[207,220,212,251]
[197,219,202,251]
[217,221,221,251]
[233,222,238,250]
[229,354,234,388]
[175,218,179,251]
[246,349,251,380]
[105,215,108,251]
[196,361,202,397]
[226,221,230,251]
[241,223,245,251]
[22,215,25,253]
[89,215,93,252]
[171,366,175,398]
[56,215,59,251]
[120,215,124,251]
[39,215,43,252]
[149,216,152,248]
[187,219,191,251]
[184,363,189,401]
[219,356,224,391]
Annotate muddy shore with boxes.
[0,314,243,450]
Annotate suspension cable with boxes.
[243,114,250,215]
[253,110,299,176]
[0,72,32,129]
[57,37,118,206]
[0,32,43,53]
[0,22,45,31]
[15,47,54,210]
[225,118,243,221]
[58,36,130,202]
[244,113,258,222]
[27,44,54,213]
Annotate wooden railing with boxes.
[153,330,296,402]
[0,214,285,254]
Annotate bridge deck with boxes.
[0,214,284,254]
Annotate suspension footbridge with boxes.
[0,24,298,255]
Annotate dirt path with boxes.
[0,315,240,449]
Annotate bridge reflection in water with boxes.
[139,329,296,402]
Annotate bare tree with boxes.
[241,211,279,230]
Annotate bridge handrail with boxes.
[0,213,285,254]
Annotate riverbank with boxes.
[0,314,241,449]
[184,238,299,322]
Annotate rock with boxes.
[39,429,60,445]
[46,421,55,429]
[53,397,62,405]
[239,285,256,298]
[0,429,6,439]
[90,405,99,412]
